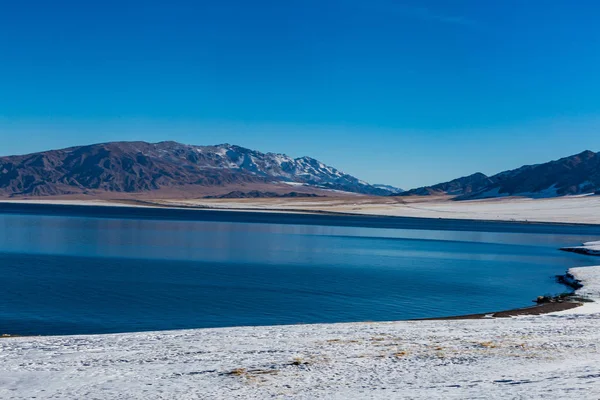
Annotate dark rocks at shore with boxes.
[422,301,582,320]
[559,246,600,256]
[534,293,572,304]
[417,271,589,320]
[531,273,587,304]
[556,273,584,289]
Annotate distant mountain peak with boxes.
[468,172,488,179]
[399,172,492,197]
[577,149,596,158]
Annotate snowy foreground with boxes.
[2,268,600,399]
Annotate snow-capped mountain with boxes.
[194,143,373,189]
[0,141,393,197]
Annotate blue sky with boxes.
[1,0,600,188]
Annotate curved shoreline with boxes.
[0,271,588,338]
[0,302,583,339]
[418,300,582,320]
[0,201,597,337]
[561,240,600,256]
[1,266,599,399]
[1,238,599,400]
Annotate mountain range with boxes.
[400,150,600,199]
[1,142,598,200]
[0,141,393,197]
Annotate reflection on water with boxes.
[0,212,598,335]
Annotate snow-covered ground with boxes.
[2,266,600,399]
[562,241,600,256]
[153,194,600,224]
[557,266,600,315]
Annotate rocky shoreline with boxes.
[560,240,600,256]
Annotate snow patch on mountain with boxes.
[198,144,390,195]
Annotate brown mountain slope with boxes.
[399,173,492,196]
[459,150,600,199]
[0,141,391,197]
[399,150,600,199]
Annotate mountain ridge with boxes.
[0,141,392,197]
[400,172,492,197]
[400,150,600,199]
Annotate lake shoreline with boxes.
[0,200,597,338]
[0,259,587,338]
[4,194,600,225]
[3,199,600,229]
[418,299,582,320]
[2,265,599,399]
[1,199,599,397]
[1,303,583,339]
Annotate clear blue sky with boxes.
[1,0,600,189]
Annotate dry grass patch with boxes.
[223,367,279,381]
[227,368,247,376]
[1,334,21,338]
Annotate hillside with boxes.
[0,141,392,197]
[400,150,600,199]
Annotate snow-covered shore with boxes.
[562,241,600,256]
[2,266,600,399]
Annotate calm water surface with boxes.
[1,204,599,335]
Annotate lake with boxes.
[1,203,599,336]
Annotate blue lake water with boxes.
[1,204,599,336]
